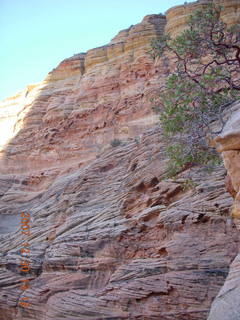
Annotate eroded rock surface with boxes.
[208,102,240,320]
[1,126,239,320]
[0,1,240,319]
[0,13,167,217]
[165,0,240,37]
[208,254,240,320]
[215,102,240,223]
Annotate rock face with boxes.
[207,254,240,320]
[0,1,240,320]
[215,102,240,224]
[0,14,167,215]
[1,126,239,320]
[165,0,240,37]
[208,102,240,320]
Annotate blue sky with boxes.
[0,0,184,101]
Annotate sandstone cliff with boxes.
[165,0,240,37]
[207,102,240,320]
[0,1,240,319]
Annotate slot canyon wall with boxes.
[0,0,240,319]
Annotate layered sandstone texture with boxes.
[0,14,167,216]
[165,0,240,37]
[1,127,239,320]
[0,1,240,320]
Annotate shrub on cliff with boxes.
[110,138,122,147]
[152,3,240,177]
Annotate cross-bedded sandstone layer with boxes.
[165,0,240,37]
[0,1,240,319]
[1,126,239,320]
[0,14,167,217]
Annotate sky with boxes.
[0,0,185,101]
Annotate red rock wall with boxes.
[208,101,240,320]
[0,1,240,320]
[0,14,167,215]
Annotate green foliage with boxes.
[110,138,122,147]
[151,3,240,177]
[202,156,223,174]
[165,142,221,178]
[182,178,198,191]
[134,137,141,144]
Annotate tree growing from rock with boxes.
[152,3,240,177]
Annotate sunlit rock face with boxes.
[165,0,240,38]
[208,101,240,320]
[215,102,240,224]
[0,14,167,216]
[0,1,240,320]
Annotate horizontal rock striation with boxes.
[0,126,239,319]
[165,0,240,38]
[0,13,167,216]
[0,1,240,319]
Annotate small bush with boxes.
[151,3,240,177]
[110,139,122,147]
[182,178,198,191]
